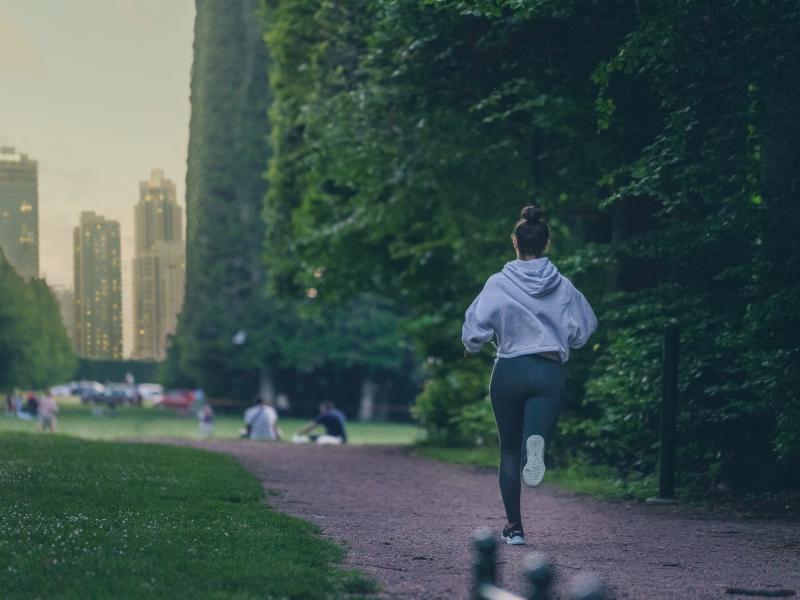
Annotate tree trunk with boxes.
[358,378,378,421]
[259,369,275,403]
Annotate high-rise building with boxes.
[0,147,39,280]
[74,211,123,359]
[132,169,185,360]
[51,285,77,348]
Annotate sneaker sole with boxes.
[505,536,525,545]
[522,434,546,487]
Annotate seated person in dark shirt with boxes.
[295,402,347,444]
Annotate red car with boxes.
[156,389,195,410]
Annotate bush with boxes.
[413,361,492,446]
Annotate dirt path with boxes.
[170,440,799,599]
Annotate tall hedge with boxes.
[167,0,272,398]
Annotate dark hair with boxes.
[321,401,334,411]
[513,205,549,257]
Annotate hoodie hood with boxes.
[501,257,562,297]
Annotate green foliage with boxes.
[275,294,409,375]
[413,361,489,445]
[262,0,800,493]
[453,399,497,448]
[76,359,157,384]
[0,252,76,390]
[167,0,415,403]
[0,433,375,599]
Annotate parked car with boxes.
[82,383,139,407]
[73,381,105,402]
[137,383,164,406]
[107,384,140,406]
[49,384,73,397]
[156,389,195,410]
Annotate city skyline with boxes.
[1,0,195,355]
[0,150,188,360]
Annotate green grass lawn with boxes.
[414,445,657,501]
[0,433,376,599]
[0,404,421,445]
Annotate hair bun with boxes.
[520,205,543,225]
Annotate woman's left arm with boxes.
[568,288,598,349]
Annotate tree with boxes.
[0,251,76,390]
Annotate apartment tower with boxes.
[132,169,185,360]
[0,147,39,280]
[73,211,123,359]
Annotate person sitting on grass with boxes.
[294,402,348,445]
[242,397,281,441]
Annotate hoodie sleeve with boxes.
[567,288,598,349]
[462,281,498,353]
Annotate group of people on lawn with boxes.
[242,397,348,445]
[5,391,59,432]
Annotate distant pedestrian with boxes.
[5,392,13,417]
[462,205,597,545]
[26,393,39,417]
[14,394,24,417]
[275,393,291,413]
[193,388,205,415]
[243,397,280,441]
[38,395,58,432]
[198,403,214,438]
[294,402,347,445]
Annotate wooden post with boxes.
[473,528,497,599]
[524,552,554,600]
[658,322,679,500]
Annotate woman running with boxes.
[462,205,598,545]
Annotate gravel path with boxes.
[169,440,799,599]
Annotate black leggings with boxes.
[490,354,566,525]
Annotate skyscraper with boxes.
[132,169,185,360]
[74,211,123,359]
[0,147,39,280]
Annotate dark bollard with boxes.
[473,528,498,599]
[566,572,607,600]
[659,322,679,499]
[523,552,554,600]
[648,321,680,504]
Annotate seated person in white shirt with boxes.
[243,397,281,441]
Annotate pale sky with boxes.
[1,0,195,356]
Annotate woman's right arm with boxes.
[462,282,497,354]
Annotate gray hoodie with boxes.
[462,257,597,362]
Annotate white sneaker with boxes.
[501,524,525,545]
[522,435,546,487]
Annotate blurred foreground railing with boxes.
[472,528,607,600]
